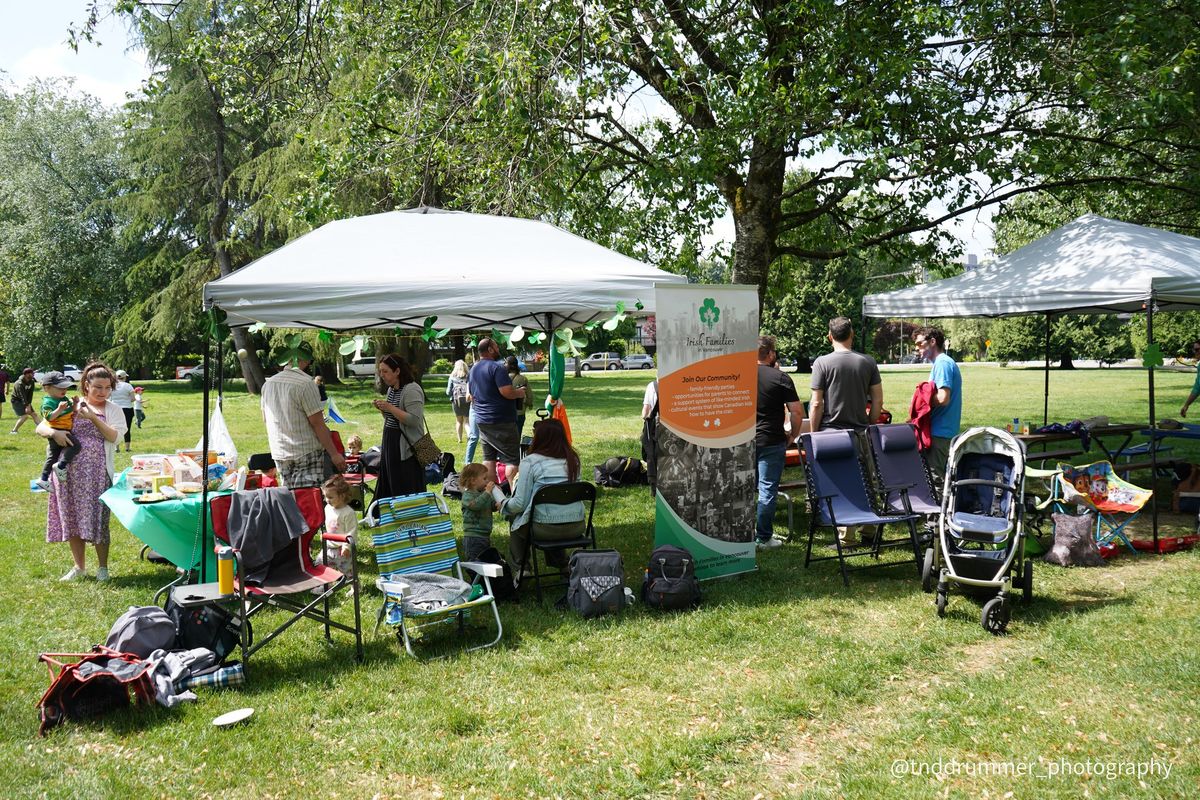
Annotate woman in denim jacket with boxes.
[503,418,585,571]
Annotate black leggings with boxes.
[121,408,134,444]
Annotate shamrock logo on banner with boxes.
[699,298,720,329]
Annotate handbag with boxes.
[400,421,442,468]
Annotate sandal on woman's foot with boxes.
[59,566,87,582]
[95,567,110,582]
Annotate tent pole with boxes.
[199,328,212,584]
[216,336,224,412]
[1043,314,1051,426]
[1147,297,1159,547]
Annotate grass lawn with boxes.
[3,365,1198,798]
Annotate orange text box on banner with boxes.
[659,351,756,448]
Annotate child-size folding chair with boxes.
[1056,461,1152,554]
[195,487,363,665]
[363,492,503,659]
[800,430,922,586]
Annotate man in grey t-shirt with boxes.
[810,316,883,547]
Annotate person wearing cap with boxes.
[110,370,136,451]
[9,367,38,433]
[133,385,147,427]
[261,341,346,489]
[36,371,82,491]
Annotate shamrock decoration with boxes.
[554,327,588,356]
[317,330,334,344]
[1142,342,1164,369]
[338,334,370,358]
[510,325,525,344]
[699,298,720,328]
[421,316,451,344]
[526,331,545,345]
[276,332,312,367]
[602,301,628,331]
[205,307,230,341]
[247,322,268,334]
[635,299,644,311]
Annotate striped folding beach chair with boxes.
[364,492,503,658]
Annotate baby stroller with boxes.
[925,426,1030,634]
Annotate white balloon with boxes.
[237,348,248,359]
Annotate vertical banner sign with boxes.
[653,283,759,579]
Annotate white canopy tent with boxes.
[863,214,1200,319]
[203,206,686,331]
[862,214,1200,543]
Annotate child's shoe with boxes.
[33,479,51,492]
[95,567,110,582]
[53,464,68,484]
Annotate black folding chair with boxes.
[517,482,598,603]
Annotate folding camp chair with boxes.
[1056,461,1152,554]
[364,492,503,658]
[180,487,363,665]
[801,430,922,586]
[867,423,942,521]
[517,481,598,603]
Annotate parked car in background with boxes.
[34,364,82,384]
[346,356,378,377]
[622,354,655,370]
[564,352,624,371]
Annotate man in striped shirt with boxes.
[261,342,346,488]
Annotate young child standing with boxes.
[459,462,498,561]
[133,386,147,428]
[37,371,80,490]
[319,474,357,573]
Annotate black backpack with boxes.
[593,456,647,488]
[566,549,630,618]
[164,598,246,664]
[641,545,701,611]
[470,546,518,602]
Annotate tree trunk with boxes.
[728,135,787,316]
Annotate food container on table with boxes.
[177,448,219,465]
[152,475,175,493]
[131,454,169,473]
[126,469,160,493]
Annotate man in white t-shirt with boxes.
[261,342,346,488]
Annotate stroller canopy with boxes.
[947,427,1026,476]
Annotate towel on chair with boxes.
[226,488,308,585]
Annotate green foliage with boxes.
[763,254,866,361]
[431,357,453,375]
[0,81,128,370]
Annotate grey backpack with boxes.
[106,605,178,658]
[566,549,629,618]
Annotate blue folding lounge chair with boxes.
[867,423,942,517]
[364,492,504,659]
[801,430,922,586]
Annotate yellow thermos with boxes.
[217,546,235,595]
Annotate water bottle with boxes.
[1012,417,1020,434]
[217,546,235,595]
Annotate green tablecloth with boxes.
[101,472,221,577]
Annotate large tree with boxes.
[0,81,127,370]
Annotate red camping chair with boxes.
[332,430,376,506]
[203,487,362,664]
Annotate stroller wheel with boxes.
[935,588,947,617]
[1022,560,1034,604]
[981,597,1010,635]
[921,548,935,593]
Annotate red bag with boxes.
[36,646,155,736]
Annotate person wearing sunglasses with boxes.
[913,327,962,486]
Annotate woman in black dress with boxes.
[373,354,427,500]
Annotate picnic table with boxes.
[101,473,221,579]
[1016,422,1144,465]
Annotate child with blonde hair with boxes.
[319,474,356,573]
[459,462,497,561]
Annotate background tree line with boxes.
[4,0,1200,383]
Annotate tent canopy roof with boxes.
[203,207,685,331]
[863,214,1200,319]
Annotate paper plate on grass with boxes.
[212,707,254,727]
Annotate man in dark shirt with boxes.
[755,336,805,549]
[468,338,528,485]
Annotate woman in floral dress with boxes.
[37,362,126,582]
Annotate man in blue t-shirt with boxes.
[913,326,962,486]
[468,337,528,485]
